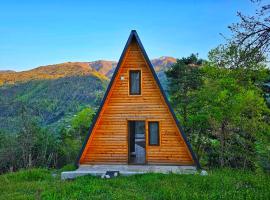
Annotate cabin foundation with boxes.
[61,164,197,180]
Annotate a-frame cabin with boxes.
[77,30,200,169]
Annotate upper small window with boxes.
[148,122,160,145]
[129,70,141,95]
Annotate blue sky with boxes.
[0,0,257,71]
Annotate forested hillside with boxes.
[0,76,106,134]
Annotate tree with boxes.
[34,129,58,168]
[0,131,19,172]
[17,106,40,168]
[165,54,203,126]
[165,49,270,170]
[17,106,59,169]
[228,0,270,58]
[57,107,96,167]
[196,65,270,169]
[208,45,268,86]
[57,127,81,167]
[71,107,95,143]
[165,54,209,164]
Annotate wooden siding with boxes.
[79,39,194,165]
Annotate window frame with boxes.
[148,121,160,146]
[129,70,141,95]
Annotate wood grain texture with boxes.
[79,39,194,165]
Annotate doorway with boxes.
[128,121,146,164]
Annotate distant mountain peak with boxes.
[88,60,117,76]
[151,56,176,72]
[159,56,176,60]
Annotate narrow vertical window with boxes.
[148,122,159,145]
[129,70,141,95]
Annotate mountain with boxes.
[88,60,117,77]
[0,62,109,86]
[151,56,177,72]
[0,57,176,134]
[151,57,176,90]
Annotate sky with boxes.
[0,0,258,71]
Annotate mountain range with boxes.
[0,57,176,134]
[0,56,176,85]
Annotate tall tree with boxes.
[71,107,95,143]
[17,106,39,168]
[165,54,203,126]
[0,131,19,172]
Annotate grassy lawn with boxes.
[0,168,269,200]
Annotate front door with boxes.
[128,121,146,164]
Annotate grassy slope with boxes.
[0,169,269,200]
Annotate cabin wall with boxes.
[80,39,194,165]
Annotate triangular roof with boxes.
[76,30,201,169]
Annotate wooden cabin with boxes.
[77,30,200,168]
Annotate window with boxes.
[129,70,141,95]
[148,122,159,145]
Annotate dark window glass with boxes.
[148,122,159,145]
[129,70,141,95]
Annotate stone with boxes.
[200,170,208,176]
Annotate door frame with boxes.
[127,120,147,165]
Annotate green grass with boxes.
[0,168,269,200]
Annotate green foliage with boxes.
[56,107,95,167]
[0,131,19,172]
[56,127,81,167]
[71,107,95,143]
[0,105,96,172]
[0,110,60,172]
[195,65,270,169]
[165,54,203,125]
[208,45,268,85]
[0,168,269,199]
[72,107,95,132]
[0,75,106,134]
[166,51,270,171]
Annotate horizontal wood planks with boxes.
[79,39,194,165]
